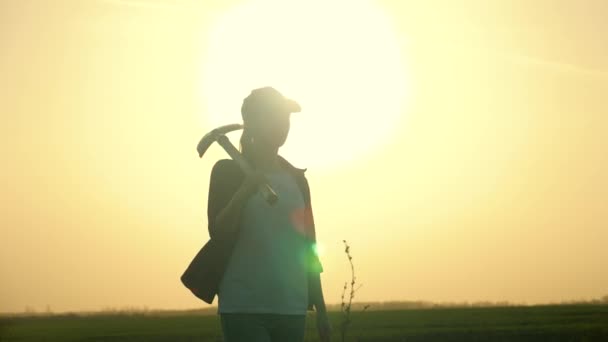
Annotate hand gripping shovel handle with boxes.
[216,135,278,205]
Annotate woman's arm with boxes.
[309,272,327,313]
[311,271,332,341]
[213,184,256,239]
[207,160,265,241]
[302,177,328,313]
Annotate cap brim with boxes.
[285,98,301,113]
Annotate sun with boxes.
[202,0,409,171]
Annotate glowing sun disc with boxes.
[202,0,409,170]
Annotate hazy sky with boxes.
[1,0,607,314]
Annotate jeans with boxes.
[219,312,306,342]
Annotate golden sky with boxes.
[1,0,607,314]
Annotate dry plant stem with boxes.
[340,240,364,342]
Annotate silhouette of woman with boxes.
[208,87,332,342]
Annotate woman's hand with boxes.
[316,310,332,342]
[237,169,266,199]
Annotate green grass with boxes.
[1,304,607,341]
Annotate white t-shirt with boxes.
[217,168,311,315]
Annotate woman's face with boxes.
[249,110,291,148]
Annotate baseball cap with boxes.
[241,86,301,121]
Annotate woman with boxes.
[207,87,332,342]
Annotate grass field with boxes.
[1,304,607,341]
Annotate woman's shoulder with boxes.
[210,159,245,182]
[211,156,308,183]
[212,158,241,171]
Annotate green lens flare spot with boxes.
[312,243,320,256]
